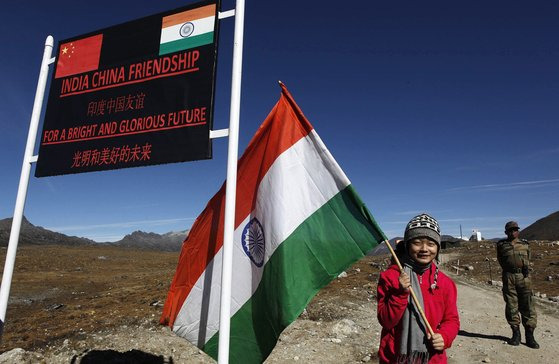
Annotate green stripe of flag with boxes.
[203,185,385,362]
[159,32,214,55]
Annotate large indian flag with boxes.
[160,84,385,363]
[159,3,216,56]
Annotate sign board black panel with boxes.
[36,0,218,177]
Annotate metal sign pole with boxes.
[218,0,245,362]
[0,36,54,338]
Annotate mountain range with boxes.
[1,210,557,252]
[519,211,559,241]
[0,216,187,252]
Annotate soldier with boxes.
[496,221,539,349]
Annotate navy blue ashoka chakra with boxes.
[179,22,195,38]
[241,218,265,267]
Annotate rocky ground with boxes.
[0,241,558,363]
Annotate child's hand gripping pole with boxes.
[383,239,435,337]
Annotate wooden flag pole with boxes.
[383,240,435,337]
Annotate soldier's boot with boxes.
[525,327,540,349]
[507,326,521,346]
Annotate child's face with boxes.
[408,238,438,265]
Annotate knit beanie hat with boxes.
[404,213,441,289]
[404,213,441,245]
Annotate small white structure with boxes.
[471,229,482,242]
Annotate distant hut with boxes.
[441,236,463,250]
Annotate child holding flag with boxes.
[377,214,460,363]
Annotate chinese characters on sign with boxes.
[70,143,153,168]
[35,0,218,177]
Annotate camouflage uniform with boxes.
[496,237,537,328]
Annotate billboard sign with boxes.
[35,0,219,177]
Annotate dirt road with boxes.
[448,276,558,364]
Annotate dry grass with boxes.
[0,245,179,352]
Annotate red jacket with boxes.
[377,264,460,363]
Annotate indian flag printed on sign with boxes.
[159,4,216,56]
[160,84,385,363]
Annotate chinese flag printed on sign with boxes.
[54,34,103,79]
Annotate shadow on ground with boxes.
[71,349,173,364]
[458,329,508,342]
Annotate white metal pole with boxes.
[218,0,245,362]
[0,35,54,337]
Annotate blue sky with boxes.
[1,0,558,242]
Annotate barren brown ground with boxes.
[0,240,557,363]
[443,240,559,297]
[0,245,177,352]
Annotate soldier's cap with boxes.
[505,221,520,232]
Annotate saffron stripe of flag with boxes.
[161,84,385,363]
[162,4,215,28]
